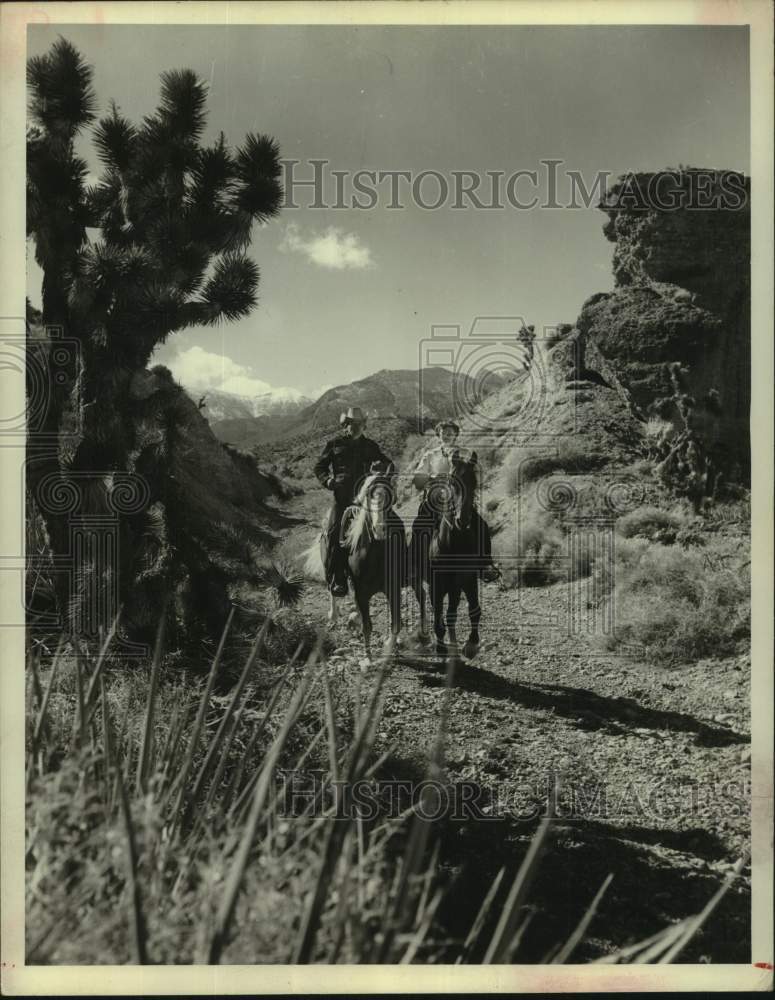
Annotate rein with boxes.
[426,475,465,534]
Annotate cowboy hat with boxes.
[340,406,367,426]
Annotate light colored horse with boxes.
[304,473,406,666]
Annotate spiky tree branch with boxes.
[26,39,285,640]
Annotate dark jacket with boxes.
[314,433,394,501]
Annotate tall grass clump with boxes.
[495,511,595,589]
[25,613,747,964]
[594,535,750,663]
[501,441,607,497]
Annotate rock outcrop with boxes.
[575,169,750,479]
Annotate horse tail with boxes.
[300,533,326,581]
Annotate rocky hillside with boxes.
[575,169,750,481]
[379,169,751,607]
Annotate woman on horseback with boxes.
[410,419,498,584]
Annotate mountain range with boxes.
[196,387,314,423]
[206,366,509,477]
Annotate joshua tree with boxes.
[26,37,287,642]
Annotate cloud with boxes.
[166,346,323,401]
[279,223,374,270]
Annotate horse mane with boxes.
[343,474,379,554]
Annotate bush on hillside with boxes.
[594,536,749,663]
[616,505,684,544]
[502,440,607,496]
[495,510,594,588]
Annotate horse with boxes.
[305,472,406,665]
[408,453,483,663]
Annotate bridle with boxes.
[425,470,472,533]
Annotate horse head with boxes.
[425,451,478,534]
[450,452,478,531]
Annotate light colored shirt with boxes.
[413,444,479,486]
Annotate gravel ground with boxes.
[283,489,751,963]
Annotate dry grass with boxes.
[593,533,750,663]
[500,440,608,497]
[616,505,686,544]
[494,510,595,589]
[25,614,747,964]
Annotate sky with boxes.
[27,24,750,400]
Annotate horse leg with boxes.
[355,589,373,667]
[327,592,339,627]
[411,570,430,645]
[433,581,447,657]
[446,585,462,661]
[463,576,482,660]
[383,582,401,656]
[408,532,430,644]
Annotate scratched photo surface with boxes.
[21,21,752,967]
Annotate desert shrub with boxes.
[643,416,674,443]
[674,520,707,548]
[485,497,500,514]
[616,505,684,544]
[625,457,655,479]
[495,510,594,588]
[594,536,749,664]
[502,440,607,496]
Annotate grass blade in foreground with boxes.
[658,852,750,964]
[455,866,506,965]
[482,784,557,964]
[189,616,271,808]
[551,872,614,964]
[169,607,235,828]
[136,608,166,795]
[293,656,390,964]
[205,653,318,964]
[116,765,149,964]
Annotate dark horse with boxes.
[309,472,406,665]
[409,454,483,662]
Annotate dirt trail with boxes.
[281,487,751,962]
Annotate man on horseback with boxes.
[411,419,499,583]
[313,405,398,597]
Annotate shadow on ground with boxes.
[406,659,748,748]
